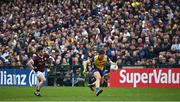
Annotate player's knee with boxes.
[39,77,46,83]
[94,72,100,77]
[97,76,101,80]
[43,78,46,82]
[95,75,101,80]
[42,78,46,82]
[96,78,101,82]
[40,79,46,84]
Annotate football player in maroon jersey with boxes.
[27,46,52,96]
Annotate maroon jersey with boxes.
[33,53,49,72]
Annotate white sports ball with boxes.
[110,64,118,71]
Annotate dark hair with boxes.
[28,52,34,58]
[36,46,43,52]
[98,49,105,55]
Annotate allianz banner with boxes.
[108,68,180,88]
[0,69,48,86]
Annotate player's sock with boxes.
[96,88,103,96]
[96,87,100,93]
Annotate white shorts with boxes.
[33,71,46,85]
[35,71,45,78]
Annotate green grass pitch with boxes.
[0,86,180,101]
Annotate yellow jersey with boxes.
[91,55,108,71]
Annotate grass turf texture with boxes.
[0,87,180,101]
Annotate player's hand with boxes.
[31,69,36,74]
[31,67,37,73]
[83,71,88,77]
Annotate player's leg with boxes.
[34,78,41,96]
[100,69,109,85]
[87,71,96,91]
[37,73,46,91]
[94,71,103,96]
[34,71,46,96]
[35,78,40,92]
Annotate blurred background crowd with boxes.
[0,0,179,70]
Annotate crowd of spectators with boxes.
[0,0,179,71]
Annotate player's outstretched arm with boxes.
[83,59,90,73]
[107,57,118,71]
[27,59,35,70]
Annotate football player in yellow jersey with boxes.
[84,49,115,96]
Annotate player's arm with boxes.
[83,56,94,72]
[83,58,90,72]
[107,56,115,65]
[26,59,35,70]
[106,56,118,71]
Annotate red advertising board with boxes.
[108,68,180,88]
